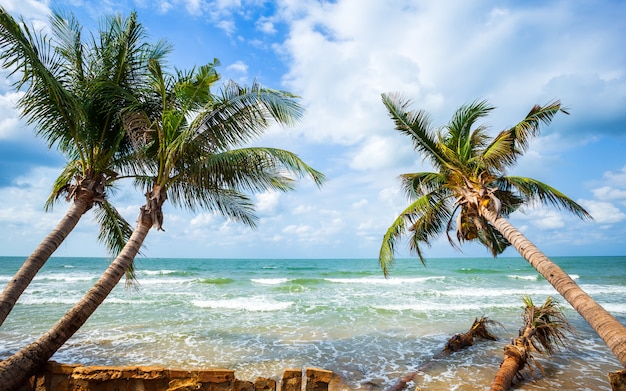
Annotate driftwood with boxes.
[386,316,500,391]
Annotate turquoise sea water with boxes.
[0,256,625,390]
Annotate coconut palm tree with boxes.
[490,296,571,391]
[0,58,325,390]
[379,95,626,367]
[0,8,168,325]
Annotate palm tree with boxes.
[0,59,325,390]
[379,95,626,368]
[490,296,571,391]
[0,8,168,325]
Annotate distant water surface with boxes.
[1,256,624,390]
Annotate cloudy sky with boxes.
[0,0,625,261]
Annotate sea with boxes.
[0,255,624,390]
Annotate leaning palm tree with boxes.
[0,8,168,325]
[0,58,325,390]
[379,95,626,367]
[491,296,571,391]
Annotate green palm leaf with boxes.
[503,176,592,220]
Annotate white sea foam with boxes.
[33,273,96,282]
[325,276,445,285]
[251,278,289,285]
[140,269,178,275]
[192,297,292,312]
[441,286,557,298]
[507,274,538,281]
[597,302,626,313]
[19,297,80,305]
[135,278,195,285]
[375,301,516,312]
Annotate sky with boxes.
[0,0,625,261]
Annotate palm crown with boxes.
[379,94,591,275]
[123,58,325,231]
[0,10,169,253]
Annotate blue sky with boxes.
[0,0,625,260]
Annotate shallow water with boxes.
[0,256,624,390]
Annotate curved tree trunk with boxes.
[0,197,91,326]
[481,207,626,368]
[0,209,152,391]
[490,341,528,391]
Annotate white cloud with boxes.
[512,207,565,230]
[256,17,276,34]
[348,135,414,171]
[579,200,626,224]
[189,212,217,228]
[227,60,248,74]
[603,166,626,187]
[0,0,50,21]
[0,91,22,140]
[255,191,280,214]
[592,186,626,201]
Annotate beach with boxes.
[0,255,624,390]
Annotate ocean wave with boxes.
[373,302,517,312]
[18,297,80,305]
[191,297,292,312]
[138,270,195,277]
[196,277,235,285]
[141,269,178,275]
[441,286,558,298]
[135,278,195,286]
[251,278,289,285]
[598,302,626,313]
[325,276,445,285]
[33,274,96,282]
[507,274,539,281]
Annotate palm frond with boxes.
[44,161,82,211]
[522,296,572,356]
[399,172,447,200]
[479,129,516,172]
[381,93,447,168]
[0,8,81,151]
[445,99,495,163]
[379,192,452,275]
[93,200,133,256]
[168,183,258,228]
[166,147,324,211]
[509,101,566,155]
[504,176,592,220]
[195,81,304,151]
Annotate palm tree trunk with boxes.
[0,209,152,391]
[481,207,626,368]
[0,198,91,326]
[490,343,527,391]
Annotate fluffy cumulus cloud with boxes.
[579,165,626,224]
[579,200,626,224]
[0,91,23,140]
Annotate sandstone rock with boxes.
[280,368,302,391]
[254,377,276,391]
[305,368,333,391]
